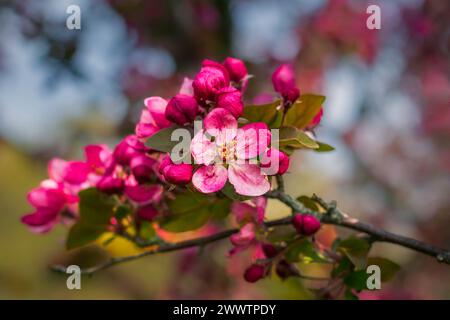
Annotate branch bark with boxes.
[51,190,450,275]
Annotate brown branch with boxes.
[51,190,450,275]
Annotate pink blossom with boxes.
[137,204,159,221]
[215,86,244,118]
[130,154,158,183]
[113,135,147,166]
[193,59,230,104]
[159,154,193,185]
[272,64,300,102]
[243,264,267,283]
[231,197,267,225]
[223,57,248,83]
[124,182,163,204]
[97,175,124,194]
[230,223,256,247]
[292,214,321,236]
[135,97,172,139]
[179,77,194,96]
[307,107,323,130]
[165,94,199,126]
[260,148,290,175]
[190,108,271,196]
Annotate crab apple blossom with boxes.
[130,154,158,183]
[260,148,290,175]
[193,59,230,104]
[135,96,172,139]
[215,86,244,118]
[113,135,148,166]
[292,214,321,236]
[165,94,199,126]
[137,204,159,222]
[272,64,300,103]
[190,108,271,196]
[96,175,124,194]
[223,57,247,83]
[244,264,267,283]
[159,155,193,185]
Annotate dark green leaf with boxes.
[66,222,104,250]
[242,100,283,128]
[297,195,319,210]
[139,221,156,239]
[344,270,369,291]
[78,188,115,226]
[337,237,371,270]
[267,226,297,243]
[314,142,335,153]
[284,239,329,263]
[209,198,232,220]
[278,126,319,150]
[345,288,359,300]
[284,94,325,129]
[331,256,353,278]
[161,190,212,232]
[160,206,210,232]
[115,205,131,220]
[367,257,400,282]
[145,125,187,153]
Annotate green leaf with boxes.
[344,270,369,291]
[331,256,353,278]
[139,221,156,239]
[284,239,329,263]
[209,198,232,220]
[145,125,188,153]
[160,206,210,232]
[115,204,131,220]
[284,94,325,129]
[267,226,297,243]
[297,195,319,211]
[78,188,116,226]
[160,191,212,232]
[345,288,360,300]
[242,100,283,128]
[367,257,400,282]
[337,237,371,270]
[66,222,104,250]
[314,142,335,153]
[278,126,319,150]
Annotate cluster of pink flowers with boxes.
[22,57,324,284]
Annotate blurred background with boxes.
[0,0,449,299]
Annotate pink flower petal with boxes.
[144,96,171,128]
[230,223,256,247]
[235,122,271,159]
[190,130,217,165]
[84,144,113,171]
[21,209,59,233]
[48,158,67,183]
[192,165,228,193]
[27,187,66,211]
[228,163,270,196]
[125,184,163,204]
[203,108,237,145]
[179,77,194,96]
[231,202,257,225]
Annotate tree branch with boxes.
[51,191,450,275]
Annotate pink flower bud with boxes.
[137,204,159,221]
[130,155,157,183]
[244,264,266,283]
[307,107,323,130]
[113,135,144,166]
[276,259,298,280]
[262,243,278,258]
[215,86,244,118]
[165,94,199,125]
[292,214,321,236]
[193,59,229,103]
[272,64,300,102]
[158,155,193,185]
[223,57,247,82]
[164,163,194,185]
[260,148,290,175]
[97,176,124,194]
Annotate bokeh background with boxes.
[0,0,449,299]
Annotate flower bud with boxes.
[113,135,144,166]
[272,64,300,102]
[223,57,247,83]
[262,243,278,258]
[260,148,290,175]
[163,163,193,185]
[276,259,298,280]
[215,86,244,118]
[306,108,323,130]
[130,155,157,183]
[97,176,124,194]
[193,59,229,103]
[165,94,199,125]
[244,264,266,283]
[137,204,159,221]
[292,214,321,236]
